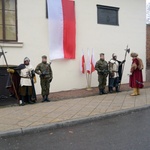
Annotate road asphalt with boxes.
[1,108,150,150]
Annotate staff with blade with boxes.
[0,46,19,103]
[118,45,130,90]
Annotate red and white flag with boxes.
[86,50,91,74]
[80,51,85,74]
[91,50,95,73]
[47,0,76,60]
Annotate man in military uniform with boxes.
[95,53,109,95]
[7,57,36,106]
[108,53,125,93]
[35,55,53,102]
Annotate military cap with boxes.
[42,55,47,59]
[100,53,104,56]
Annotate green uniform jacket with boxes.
[95,59,108,75]
[35,62,53,80]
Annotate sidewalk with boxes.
[0,88,150,135]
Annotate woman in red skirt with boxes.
[129,53,144,96]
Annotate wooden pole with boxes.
[0,46,19,104]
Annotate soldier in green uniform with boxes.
[35,55,53,102]
[95,53,109,95]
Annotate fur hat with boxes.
[130,52,138,57]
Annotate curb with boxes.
[1,105,150,137]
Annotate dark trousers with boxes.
[109,77,120,88]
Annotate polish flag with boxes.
[80,51,85,74]
[91,50,95,73]
[86,50,91,74]
[47,0,76,60]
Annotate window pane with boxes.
[5,25,16,40]
[5,0,15,10]
[0,25,3,40]
[97,5,119,26]
[5,10,15,25]
[0,10,2,24]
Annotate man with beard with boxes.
[108,53,125,93]
[35,55,53,102]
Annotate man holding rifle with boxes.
[35,55,53,102]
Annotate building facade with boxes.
[0,0,146,94]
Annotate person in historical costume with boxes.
[129,53,144,96]
[7,57,36,105]
[95,53,109,95]
[35,55,53,102]
[108,53,125,93]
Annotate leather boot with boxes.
[102,89,107,94]
[45,95,50,102]
[99,89,103,95]
[28,96,34,104]
[130,88,138,96]
[42,95,46,102]
[109,87,113,93]
[20,96,25,106]
[137,88,140,95]
[116,87,120,92]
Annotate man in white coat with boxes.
[108,54,125,93]
[7,57,36,106]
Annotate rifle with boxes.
[0,46,19,104]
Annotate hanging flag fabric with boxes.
[80,51,85,74]
[86,50,91,74]
[47,0,76,60]
[91,50,95,73]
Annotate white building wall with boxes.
[0,0,146,94]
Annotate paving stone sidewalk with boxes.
[0,88,150,133]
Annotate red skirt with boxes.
[129,69,143,88]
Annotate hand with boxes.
[40,73,45,78]
[122,60,126,64]
[49,78,52,83]
[7,68,15,73]
[33,76,37,83]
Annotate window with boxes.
[0,0,17,42]
[97,5,119,26]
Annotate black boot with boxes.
[116,87,120,92]
[42,95,45,102]
[102,89,107,94]
[20,96,25,106]
[109,87,113,93]
[45,95,50,102]
[99,89,103,95]
[28,96,34,104]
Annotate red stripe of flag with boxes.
[62,0,76,59]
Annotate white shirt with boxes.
[20,65,34,87]
[110,59,119,78]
